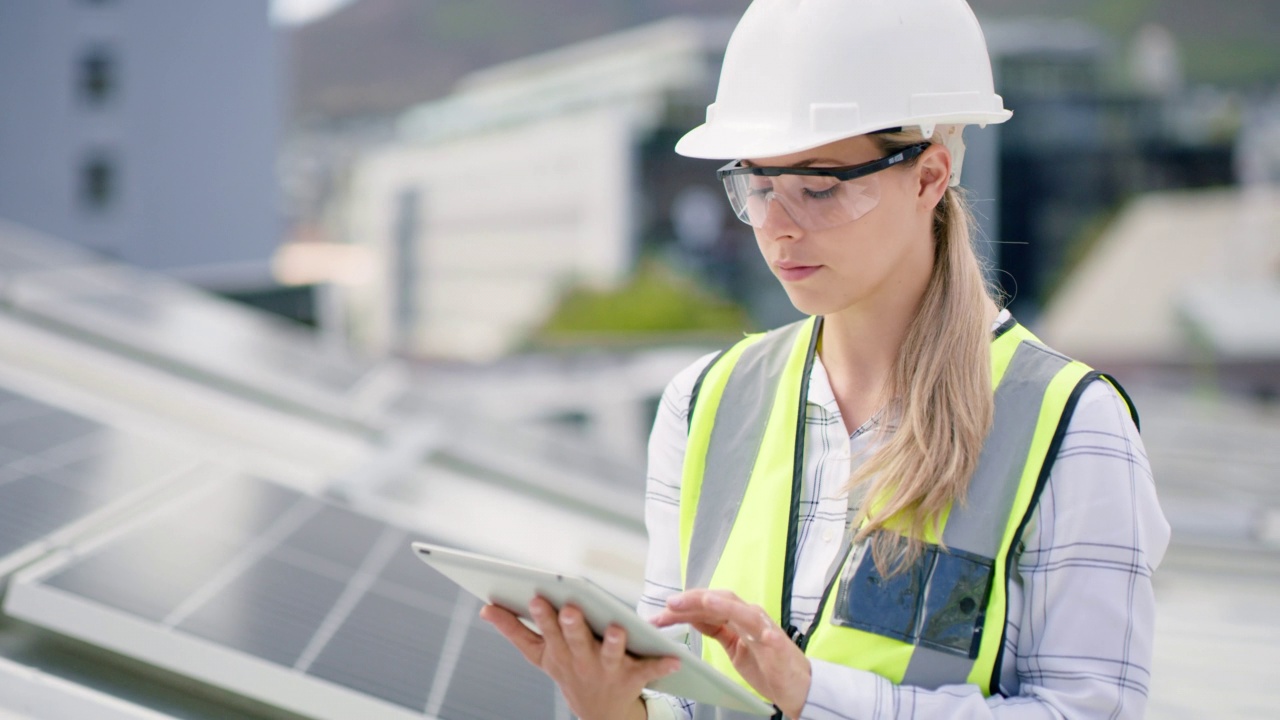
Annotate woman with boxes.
[482,1,1170,718]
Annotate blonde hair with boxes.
[848,127,998,574]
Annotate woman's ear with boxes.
[916,144,952,210]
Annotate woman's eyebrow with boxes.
[792,157,843,168]
[742,157,846,169]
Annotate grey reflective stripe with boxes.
[693,703,764,720]
[901,340,1071,689]
[685,320,807,593]
[900,647,977,691]
[942,341,1070,557]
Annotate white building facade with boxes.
[338,18,732,361]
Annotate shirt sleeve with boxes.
[799,379,1172,720]
[639,352,719,720]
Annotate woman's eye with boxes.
[804,186,839,200]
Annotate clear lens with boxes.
[723,172,882,230]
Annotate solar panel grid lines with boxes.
[5,555,433,720]
[422,591,479,717]
[292,525,408,673]
[0,387,207,579]
[158,498,323,630]
[5,475,566,720]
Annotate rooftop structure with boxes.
[1037,186,1280,398]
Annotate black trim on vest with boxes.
[687,348,731,434]
[988,370,1101,697]
[1098,372,1140,432]
[781,317,823,647]
[993,313,1018,340]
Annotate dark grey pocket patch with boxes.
[832,535,994,659]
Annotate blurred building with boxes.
[328,15,1008,361]
[335,18,737,360]
[327,15,1247,362]
[988,19,1239,321]
[1038,184,1280,399]
[0,1,286,305]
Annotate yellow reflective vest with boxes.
[678,316,1137,717]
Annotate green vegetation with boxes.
[430,1,527,42]
[1081,0,1157,36]
[1180,38,1280,87]
[978,0,1280,87]
[529,259,752,348]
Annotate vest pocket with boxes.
[831,534,994,659]
[918,548,993,657]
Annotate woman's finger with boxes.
[599,624,627,671]
[662,592,787,658]
[529,597,571,666]
[692,619,739,648]
[557,604,597,659]
[479,605,544,667]
[695,593,778,644]
[715,601,775,645]
[658,590,741,629]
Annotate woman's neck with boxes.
[819,290,1001,436]
[818,295,917,435]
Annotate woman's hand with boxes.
[651,589,811,719]
[480,598,681,720]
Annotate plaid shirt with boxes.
[638,319,1170,719]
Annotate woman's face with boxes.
[746,134,940,317]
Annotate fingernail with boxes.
[705,595,723,609]
[667,596,687,609]
[559,611,575,625]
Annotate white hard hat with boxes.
[676,0,1012,165]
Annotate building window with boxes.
[80,151,118,212]
[78,47,116,105]
[393,187,421,350]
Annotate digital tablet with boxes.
[411,542,774,716]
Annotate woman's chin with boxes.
[781,286,846,317]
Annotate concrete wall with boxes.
[0,0,280,288]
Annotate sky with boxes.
[271,0,354,25]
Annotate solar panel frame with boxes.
[5,474,568,720]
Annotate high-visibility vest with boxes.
[679,316,1136,719]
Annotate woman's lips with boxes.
[776,264,821,282]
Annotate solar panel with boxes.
[5,263,373,424]
[0,221,97,282]
[0,385,202,577]
[5,475,566,720]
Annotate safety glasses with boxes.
[717,142,930,230]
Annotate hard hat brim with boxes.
[674,110,1013,160]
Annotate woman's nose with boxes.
[759,195,804,240]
